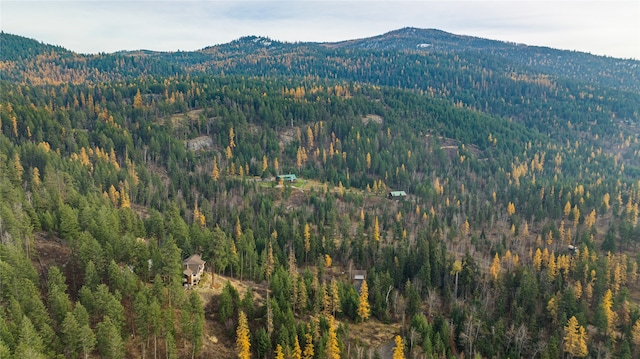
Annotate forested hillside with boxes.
[1,29,640,359]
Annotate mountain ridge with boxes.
[3,28,639,93]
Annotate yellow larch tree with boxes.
[585,282,593,302]
[564,316,588,358]
[603,193,611,211]
[133,89,143,109]
[572,205,580,228]
[236,311,251,359]
[533,248,543,272]
[304,223,311,262]
[32,167,41,187]
[274,344,285,359]
[564,201,572,218]
[632,319,640,348]
[13,153,23,180]
[392,335,405,359]
[330,279,341,316]
[307,125,314,148]
[229,127,236,148]
[325,254,332,268]
[292,335,302,359]
[325,317,340,359]
[302,333,314,359]
[602,289,617,340]
[507,202,516,216]
[574,280,583,300]
[120,190,131,209]
[584,209,597,228]
[373,217,380,241]
[357,280,371,322]
[490,253,501,281]
[548,252,557,280]
[211,157,220,181]
[108,185,120,207]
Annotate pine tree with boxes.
[183,291,205,359]
[96,316,124,359]
[357,280,370,321]
[236,311,251,359]
[78,324,96,359]
[62,311,82,358]
[14,316,46,359]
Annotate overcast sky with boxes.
[2,0,639,59]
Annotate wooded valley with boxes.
[1,28,640,358]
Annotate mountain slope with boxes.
[2,29,640,359]
[326,27,640,92]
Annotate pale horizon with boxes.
[2,1,639,60]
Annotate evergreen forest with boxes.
[1,28,640,358]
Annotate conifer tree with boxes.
[601,289,617,340]
[96,316,124,359]
[236,311,251,359]
[330,279,341,317]
[632,319,640,348]
[133,89,143,109]
[357,280,370,322]
[62,312,81,358]
[302,333,314,359]
[373,217,380,242]
[211,156,220,181]
[275,344,285,359]
[490,253,501,281]
[393,335,405,359]
[326,316,340,359]
[304,223,311,263]
[563,316,588,358]
[292,334,302,359]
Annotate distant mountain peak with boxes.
[233,36,278,47]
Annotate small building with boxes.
[388,191,407,199]
[277,174,297,182]
[183,254,206,288]
[351,269,367,292]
